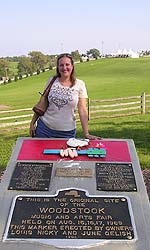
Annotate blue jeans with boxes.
[35,119,76,138]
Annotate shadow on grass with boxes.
[87,118,150,151]
[78,117,150,169]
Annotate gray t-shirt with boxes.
[41,78,88,131]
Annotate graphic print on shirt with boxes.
[49,85,74,110]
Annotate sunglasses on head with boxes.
[57,53,73,60]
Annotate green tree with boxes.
[0,59,9,79]
[87,48,100,59]
[71,50,81,62]
[47,55,57,68]
[18,56,36,75]
[28,51,48,71]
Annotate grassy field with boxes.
[0,57,150,169]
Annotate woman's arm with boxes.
[78,98,101,139]
[29,113,39,137]
[29,77,53,137]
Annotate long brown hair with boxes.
[56,53,76,86]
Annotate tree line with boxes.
[0,49,100,81]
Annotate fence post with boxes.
[88,98,90,120]
[141,92,145,114]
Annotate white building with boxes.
[114,49,139,58]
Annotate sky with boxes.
[0,0,150,57]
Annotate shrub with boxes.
[14,75,18,81]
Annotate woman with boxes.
[29,53,100,139]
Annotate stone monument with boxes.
[0,137,150,250]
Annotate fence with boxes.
[88,92,150,119]
[0,92,150,129]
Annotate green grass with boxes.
[0,57,150,169]
[77,58,150,99]
[78,115,150,169]
[0,115,149,170]
[1,58,150,108]
[0,71,55,108]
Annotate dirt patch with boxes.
[0,125,29,133]
[0,105,10,110]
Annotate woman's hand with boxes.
[85,133,102,140]
[29,123,36,137]
[29,113,39,137]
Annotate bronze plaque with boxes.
[96,163,137,191]
[4,189,135,241]
[56,168,93,177]
[8,162,53,191]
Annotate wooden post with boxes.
[141,92,145,114]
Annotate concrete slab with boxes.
[0,137,150,250]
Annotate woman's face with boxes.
[58,56,73,78]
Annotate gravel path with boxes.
[142,169,150,200]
